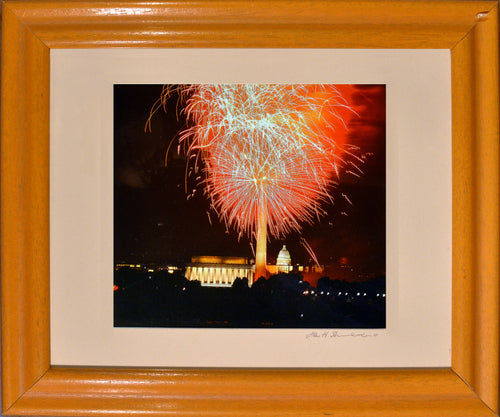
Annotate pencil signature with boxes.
[305,330,378,339]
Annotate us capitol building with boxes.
[185,245,293,287]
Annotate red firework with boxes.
[152,84,359,278]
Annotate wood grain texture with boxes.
[0,0,498,416]
[451,5,499,412]
[7,368,499,417]
[451,23,476,395]
[4,0,498,48]
[470,4,499,410]
[0,3,50,410]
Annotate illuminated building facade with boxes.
[185,246,321,287]
[268,245,293,274]
[115,263,143,271]
[297,265,324,274]
[185,256,254,287]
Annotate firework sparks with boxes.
[150,84,360,276]
[300,238,321,268]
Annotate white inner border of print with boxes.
[50,49,451,367]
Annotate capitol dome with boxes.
[276,245,292,267]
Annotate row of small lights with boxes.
[302,290,386,297]
[139,277,385,298]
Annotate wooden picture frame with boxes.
[1,1,498,415]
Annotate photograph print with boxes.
[114,84,386,328]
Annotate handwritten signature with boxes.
[305,330,378,339]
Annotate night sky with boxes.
[114,84,386,276]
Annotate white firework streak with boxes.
[152,84,361,240]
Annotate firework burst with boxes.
[150,84,361,278]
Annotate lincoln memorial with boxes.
[185,255,254,287]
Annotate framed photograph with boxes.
[1,1,498,416]
[112,82,387,331]
[49,48,450,369]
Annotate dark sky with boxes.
[114,84,386,274]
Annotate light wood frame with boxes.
[1,0,499,415]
